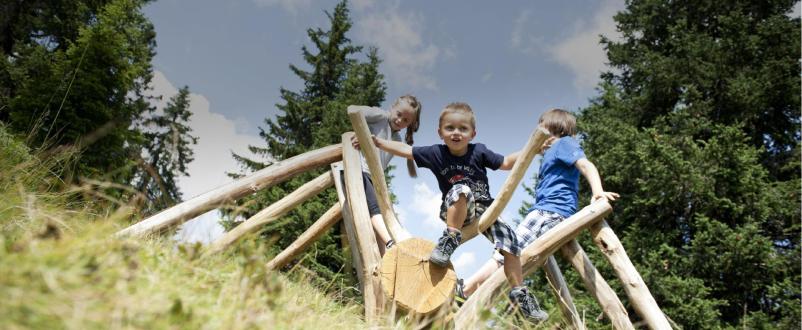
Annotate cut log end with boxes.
[380,238,457,315]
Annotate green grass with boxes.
[0,126,366,329]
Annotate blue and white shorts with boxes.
[493,209,566,264]
[440,184,521,256]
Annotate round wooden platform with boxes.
[380,237,458,314]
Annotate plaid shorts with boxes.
[493,209,566,263]
[440,184,521,256]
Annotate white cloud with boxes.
[354,5,442,91]
[252,0,312,15]
[350,0,376,12]
[452,251,477,275]
[149,70,264,243]
[481,72,493,83]
[403,182,444,230]
[790,2,801,18]
[548,0,625,90]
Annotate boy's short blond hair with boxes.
[439,102,477,129]
[539,108,576,137]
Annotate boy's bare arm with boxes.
[372,136,414,160]
[575,158,620,202]
[499,151,521,170]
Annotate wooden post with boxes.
[341,132,385,322]
[461,127,550,242]
[205,172,333,255]
[332,163,365,288]
[115,144,342,238]
[266,203,342,270]
[591,220,671,330]
[347,106,411,241]
[560,240,634,330]
[454,201,612,330]
[544,256,586,330]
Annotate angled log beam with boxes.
[544,256,586,330]
[455,201,612,330]
[591,220,671,330]
[332,162,365,287]
[266,203,342,270]
[560,240,633,330]
[205,172,333,255]
[116,144,342,238]
[341,132,385,322]
[461,127,550,242]
[347,106,411,241]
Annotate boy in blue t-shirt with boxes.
[457,109,619,318]
[372,102,547,322]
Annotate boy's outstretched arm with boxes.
[499,151,521,170]
[575,158,620,202]
[372,136,414,160]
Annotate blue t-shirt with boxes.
[412,143,504,205]
[530,136,586,218]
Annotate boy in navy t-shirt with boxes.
[372,102,547,321]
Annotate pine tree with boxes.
[519,0,802,328]
[136,86,197,214]
[230,1,387,287]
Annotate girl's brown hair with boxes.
[539,108,576,137]
[395,95,422,177]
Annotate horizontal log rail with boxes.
[205,172,333,255]
[266,203,342,270]
[116,144,342,238]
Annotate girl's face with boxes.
[389,102,417,131]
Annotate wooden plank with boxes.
[544,256,586,330]
[347,106,411,241]
[341,132,385,322]
[454,201,612,330]
[205,172,333,255]
[461,127,550,242]
[116,144,342,238]
[266,203,342,270]
[560,240,633,330]
[591,220,671,330]
[332,162,365,287]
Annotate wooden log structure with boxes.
[544,256,585,330]
[331,163,366,290]
[205,172,333,255]
[347,106,411,241]
[379,238,457,315]
[341,132,385,322]
[591,220,671,330]
[266,203,342,270]
[560,239,634,330]
[454,200,612,330]
[460,127,550,241]
[115,144,342,238]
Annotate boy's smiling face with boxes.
[437,111,476,156]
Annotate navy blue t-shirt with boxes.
[412,143,505,205]
[530,136,586,218]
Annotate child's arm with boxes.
[372,136,414,160]
[575,158,620,202]
[499,151,521,170]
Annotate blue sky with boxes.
[144,0,800,277]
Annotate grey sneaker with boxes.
[430,230,461,267]
[509,286,548,322]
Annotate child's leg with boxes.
[501,251,523,287]
[445,193,468,230]
[430,184,475,266]
[371,214,391,255]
